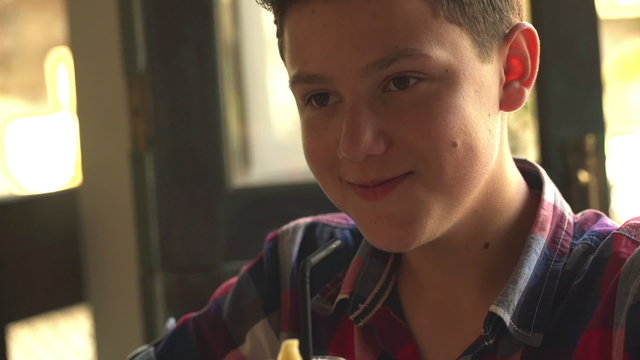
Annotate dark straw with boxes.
[299,239,342,360]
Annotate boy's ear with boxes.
[499,22,540,112]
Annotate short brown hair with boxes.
[255,0,524,62]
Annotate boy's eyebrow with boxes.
[288,47,431,89]
[362,47,432,75]
[289,72,331,89]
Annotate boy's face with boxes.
[283,0,508,252]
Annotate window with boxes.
[6,303,96,360]
[0,0,82,199]
[216,0,311,188]
[597,0,640,222]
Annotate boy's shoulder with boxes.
[613,217,640,243]
[569,213,640,265]
[563,213,640,290]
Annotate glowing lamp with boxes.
[0,46,82,196]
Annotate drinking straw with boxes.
[299,239,342,360]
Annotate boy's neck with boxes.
[398,155,539,306]
[396,156,540,359]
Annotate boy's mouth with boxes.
[347,172,412,202]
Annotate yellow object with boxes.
[277,339,303,360]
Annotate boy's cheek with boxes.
[302,137,334,176]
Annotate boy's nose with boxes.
[337,104,389,162]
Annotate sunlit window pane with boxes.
[598,3,640,222]
[596,0,640,19]
[0,0,82,199]
[217,0,311,188]
[509,91,540,162]
[5,303,97,360]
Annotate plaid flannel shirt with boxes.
[130,160,640,359]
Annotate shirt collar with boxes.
[310,237,399,325]
[488,159,575,346]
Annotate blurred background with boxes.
[0,0,638,359]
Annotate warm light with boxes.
[55,64,72,110]
[6,303,97,360]
[602,36,640,222]
[45,46,76,113]
[606,133,640,222]
[262,9,299,143]
[0,46,82,196]
[596,0,640,19]
[3,112,80,194]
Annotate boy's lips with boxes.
[347,172,412,201]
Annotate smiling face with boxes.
[283,0,513,252]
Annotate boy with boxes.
[130,0,640,358]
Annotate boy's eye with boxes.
[385,75,419,92]
[305,92,338,107]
